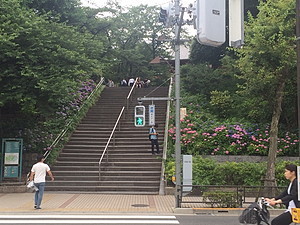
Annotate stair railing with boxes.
[98,106,125,180]
[98,77,138,180]
[159,76,174,195]
[43,77,105,160]
[126,77,138,112]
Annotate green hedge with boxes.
[165,156,299,187]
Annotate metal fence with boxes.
[178,185,286,208]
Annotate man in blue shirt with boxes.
[149,124,160,155]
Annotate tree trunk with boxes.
[263,73,286,197]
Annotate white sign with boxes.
[4,153,19,165]
[183,155,192,193]
[149,105,155,126]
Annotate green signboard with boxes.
[4,166,19,177]
[1,138,23,182]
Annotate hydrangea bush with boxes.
[168,111,299,156]
[18,79,97,153]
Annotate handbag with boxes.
[26,180,39,191]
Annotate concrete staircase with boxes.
[46,86,169,194]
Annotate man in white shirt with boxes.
[29,155,54,210]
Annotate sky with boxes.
[80,0,194,9]
[80,0,197,36]
[81,0,194,7]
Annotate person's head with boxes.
[284,164,297,181]
[36,154,45,163]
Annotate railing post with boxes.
[238,186,243,208]
[99,165,101,181]
[113,134,115,149]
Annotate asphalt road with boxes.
[0,214,275,225]
[178,214,273,225]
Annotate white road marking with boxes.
[0,215,176,219]
[0,220,180,224]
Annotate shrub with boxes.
[203,191,239,208]
[165,156,299,186]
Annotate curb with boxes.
[174,208,286,216]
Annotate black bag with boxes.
[239,202,259,224]
[149,134,152,140]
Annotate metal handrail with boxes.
[44,77,105,160]
[98,106,125,180]
[98,77,138,180]
[126,77,138,111]
[159,76,173,195]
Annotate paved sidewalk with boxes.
[0,192,176,214]
[0,192,285,216]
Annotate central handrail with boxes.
[98,77,138,180]
[98,106,125,180]
[126,77,138,111]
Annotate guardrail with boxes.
[44,77,105,160]
[98,78,138,180]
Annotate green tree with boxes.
[235,0,296,192]
[100,3,172,81]
[181,63,239,99]
[0,0,103,132]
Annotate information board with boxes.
[1,138,23,182]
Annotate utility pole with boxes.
[174,0,182,208]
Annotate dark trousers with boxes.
[151,139,159,154]
[271,212,292,225]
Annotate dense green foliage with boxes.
[165,156,298,187]
[166,0,299,187]
[0,0,172,154]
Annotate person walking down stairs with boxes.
[149,124,160,155]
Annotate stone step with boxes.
[45,185,159,193]
[61,149,161,154]
[52,165,161,171]
[56,156,161,162]
[49,86,168,192]
[53,175,159,181]
[62,145,162,149]
[48,180,160,187]
[54,161,162,167]
[51,170,160,176]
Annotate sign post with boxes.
[1,138,23,182]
